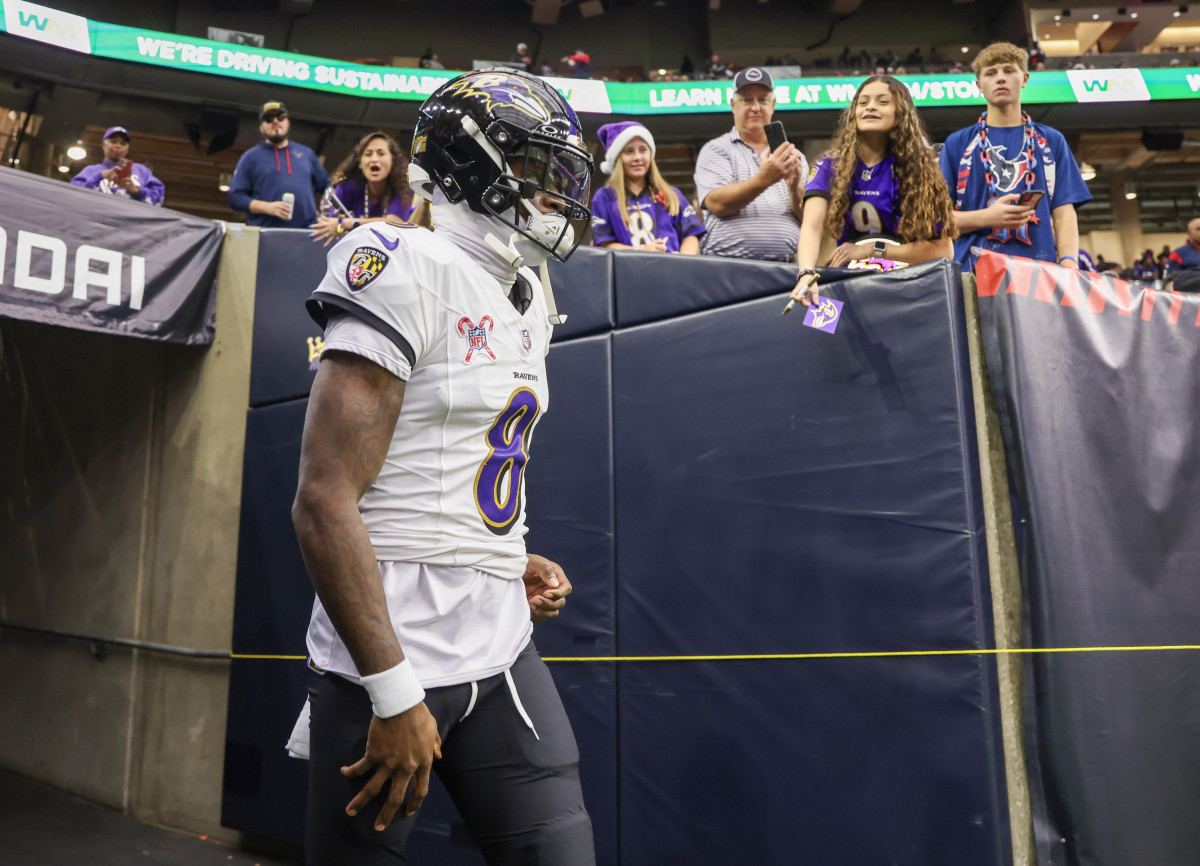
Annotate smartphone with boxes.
[765,120,788,153]
[1016,189,1045,208]
[114,159,132,181]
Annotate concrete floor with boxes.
[0,771,301,866]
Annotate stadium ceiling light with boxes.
[961,45,970,53]
[1124,182,1138,200]
[57,153,71,173]
[1054,13,1062,20]
[218,171,232,193]
[1079,162,1097,181]
[66,140,87,160]
[1174,7,1182,16]
[1131,11,1138,18]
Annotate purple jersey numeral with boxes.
[474,388,540,535]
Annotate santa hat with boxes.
[596,121,656,175]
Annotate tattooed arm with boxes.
[292,349,406,676]
[292,349,441,830]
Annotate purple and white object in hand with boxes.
[803,297,844,334]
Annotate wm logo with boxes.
[1067,69,1149,103]
[8,1,92,54]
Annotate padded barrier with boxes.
[613,263,1009,864]
[226,238,1011,866]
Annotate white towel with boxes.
[285,698,311,760]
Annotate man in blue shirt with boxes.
[228,100,330,228]
[939,42,1091,272]
[1166,218,1200,277]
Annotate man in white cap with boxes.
[693,66,807,261]
[510,42,533,73]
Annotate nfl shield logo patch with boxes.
[345,246,389,293]
[521,328,532,351]
[456,316,496,363]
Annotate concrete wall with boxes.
[0,224,258,840]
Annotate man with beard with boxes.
[228,99,331,228]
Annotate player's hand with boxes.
[342,703,442,830]
[984,194,1034,229]
[309,216,343,246]
[828,241,871,268]
[265,200,293,220]
[523,554,572,623]
[789,271,820,307]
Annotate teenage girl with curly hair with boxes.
[790,75,956,307]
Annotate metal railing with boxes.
[0,620,231,661]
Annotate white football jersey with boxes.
[306,220,553,582]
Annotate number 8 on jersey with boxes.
[474,388,541,534]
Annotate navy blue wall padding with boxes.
[524,333,616,658]
[223,399,311,838]
[227,249,1011,865]
[221,657,308,844]
[249,229,328,407]
[613,249,794,327]
[613,260,1008,864]
[546,246,615,342]
[229,400,312,657]
[620,658,1005,866]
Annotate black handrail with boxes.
[0,620,231,660]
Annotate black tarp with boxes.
[0,166,222,344]
[975,250,1200,866]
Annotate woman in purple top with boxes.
[590,121,705,255]
[790,75,956,309]
[309,131,416,246]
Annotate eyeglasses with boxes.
[263,114,287,123]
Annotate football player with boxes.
[789,75,956,308]
[291,69,596,865]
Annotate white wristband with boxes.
[360,659,425,719]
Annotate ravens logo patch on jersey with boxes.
[346,246,389,293]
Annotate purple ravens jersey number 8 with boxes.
[474,388,541,535]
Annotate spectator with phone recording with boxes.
[309,131,415,246]
[693,67,807,261]
[788,75,956,309]
[938,42,1090,272]
[228,100,330,228]
[69,126,164,205]
[590,121,705,254]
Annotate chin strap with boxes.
[484,232,567,326]
[537,262,567,326]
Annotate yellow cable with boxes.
[230,645,1200,663]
